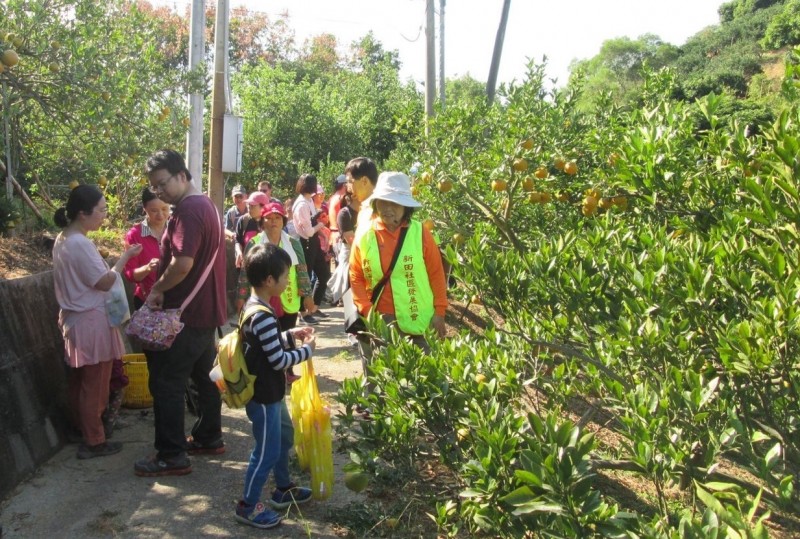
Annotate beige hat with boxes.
[365,171,421,208]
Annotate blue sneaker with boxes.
[269,483,312,509]
[235,501,282,529]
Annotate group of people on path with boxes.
[51,149,448,529]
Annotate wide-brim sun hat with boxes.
[365,171,422,208]
[246,192,269,206]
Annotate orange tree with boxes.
[0,0,199,228]
[337,56,800,536]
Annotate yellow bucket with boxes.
[122,354,153,408]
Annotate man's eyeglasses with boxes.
[148,174,177,193]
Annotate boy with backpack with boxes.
[235,242,317,529]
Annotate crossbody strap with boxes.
[370,225,410,304]
[179,204,222,311]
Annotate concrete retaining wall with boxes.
[0,271,67,501]
[0,239,237,501]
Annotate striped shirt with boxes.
[243,297,311,404]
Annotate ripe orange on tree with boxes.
[534,166,548,179]
[582,195,598,216]
[522,177,535,192]
[520,138,534,150]
[491,179,508,192]
[438,179,453,193]
[1,49,19,67]
[512,158,528,172]
[554,157,566,171]
[564,161,578,175]
[420,171,432,185]
[599,197,613,210]
[584,188,601,200]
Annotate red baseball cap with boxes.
[261,202,286,218]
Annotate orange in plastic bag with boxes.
[289,359,333,500]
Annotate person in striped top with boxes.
[235,242,317,529]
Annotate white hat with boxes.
[365,171,422,208]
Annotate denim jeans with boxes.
[242,399,294,506]
[145,326,222,458]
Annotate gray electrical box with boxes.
[222,114,243,173]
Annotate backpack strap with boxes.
[238,303,272,373]
[239,303,271,331]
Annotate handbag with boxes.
[343,226,409,335]
[126,209,221,350]
[105,272,131,327]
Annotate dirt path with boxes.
[0,307,366,538]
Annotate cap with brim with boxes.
[232,185,246,196]
[261,202,286,219]
[334,174,347,186]
[364,171,422,208]
[246,192,269,206]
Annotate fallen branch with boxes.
[0,160,44,220]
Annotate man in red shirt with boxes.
[134,149,227,477]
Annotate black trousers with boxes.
[144,327,222,458]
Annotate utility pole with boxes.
[439,0,446,109]
[486,0,511,105]
[186,0,204,191]
[425,0,435,123]
[207,0,228,212]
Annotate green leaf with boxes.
[500,486,535,505]
[459,489,485,499]
[765,442,781,470]
[702,481,739,492]
[510,501,566,516]
[695,483,725,514]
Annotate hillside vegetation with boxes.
[569,0,800,127]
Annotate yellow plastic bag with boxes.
[289,359,334,500]
[290,364,311,471]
